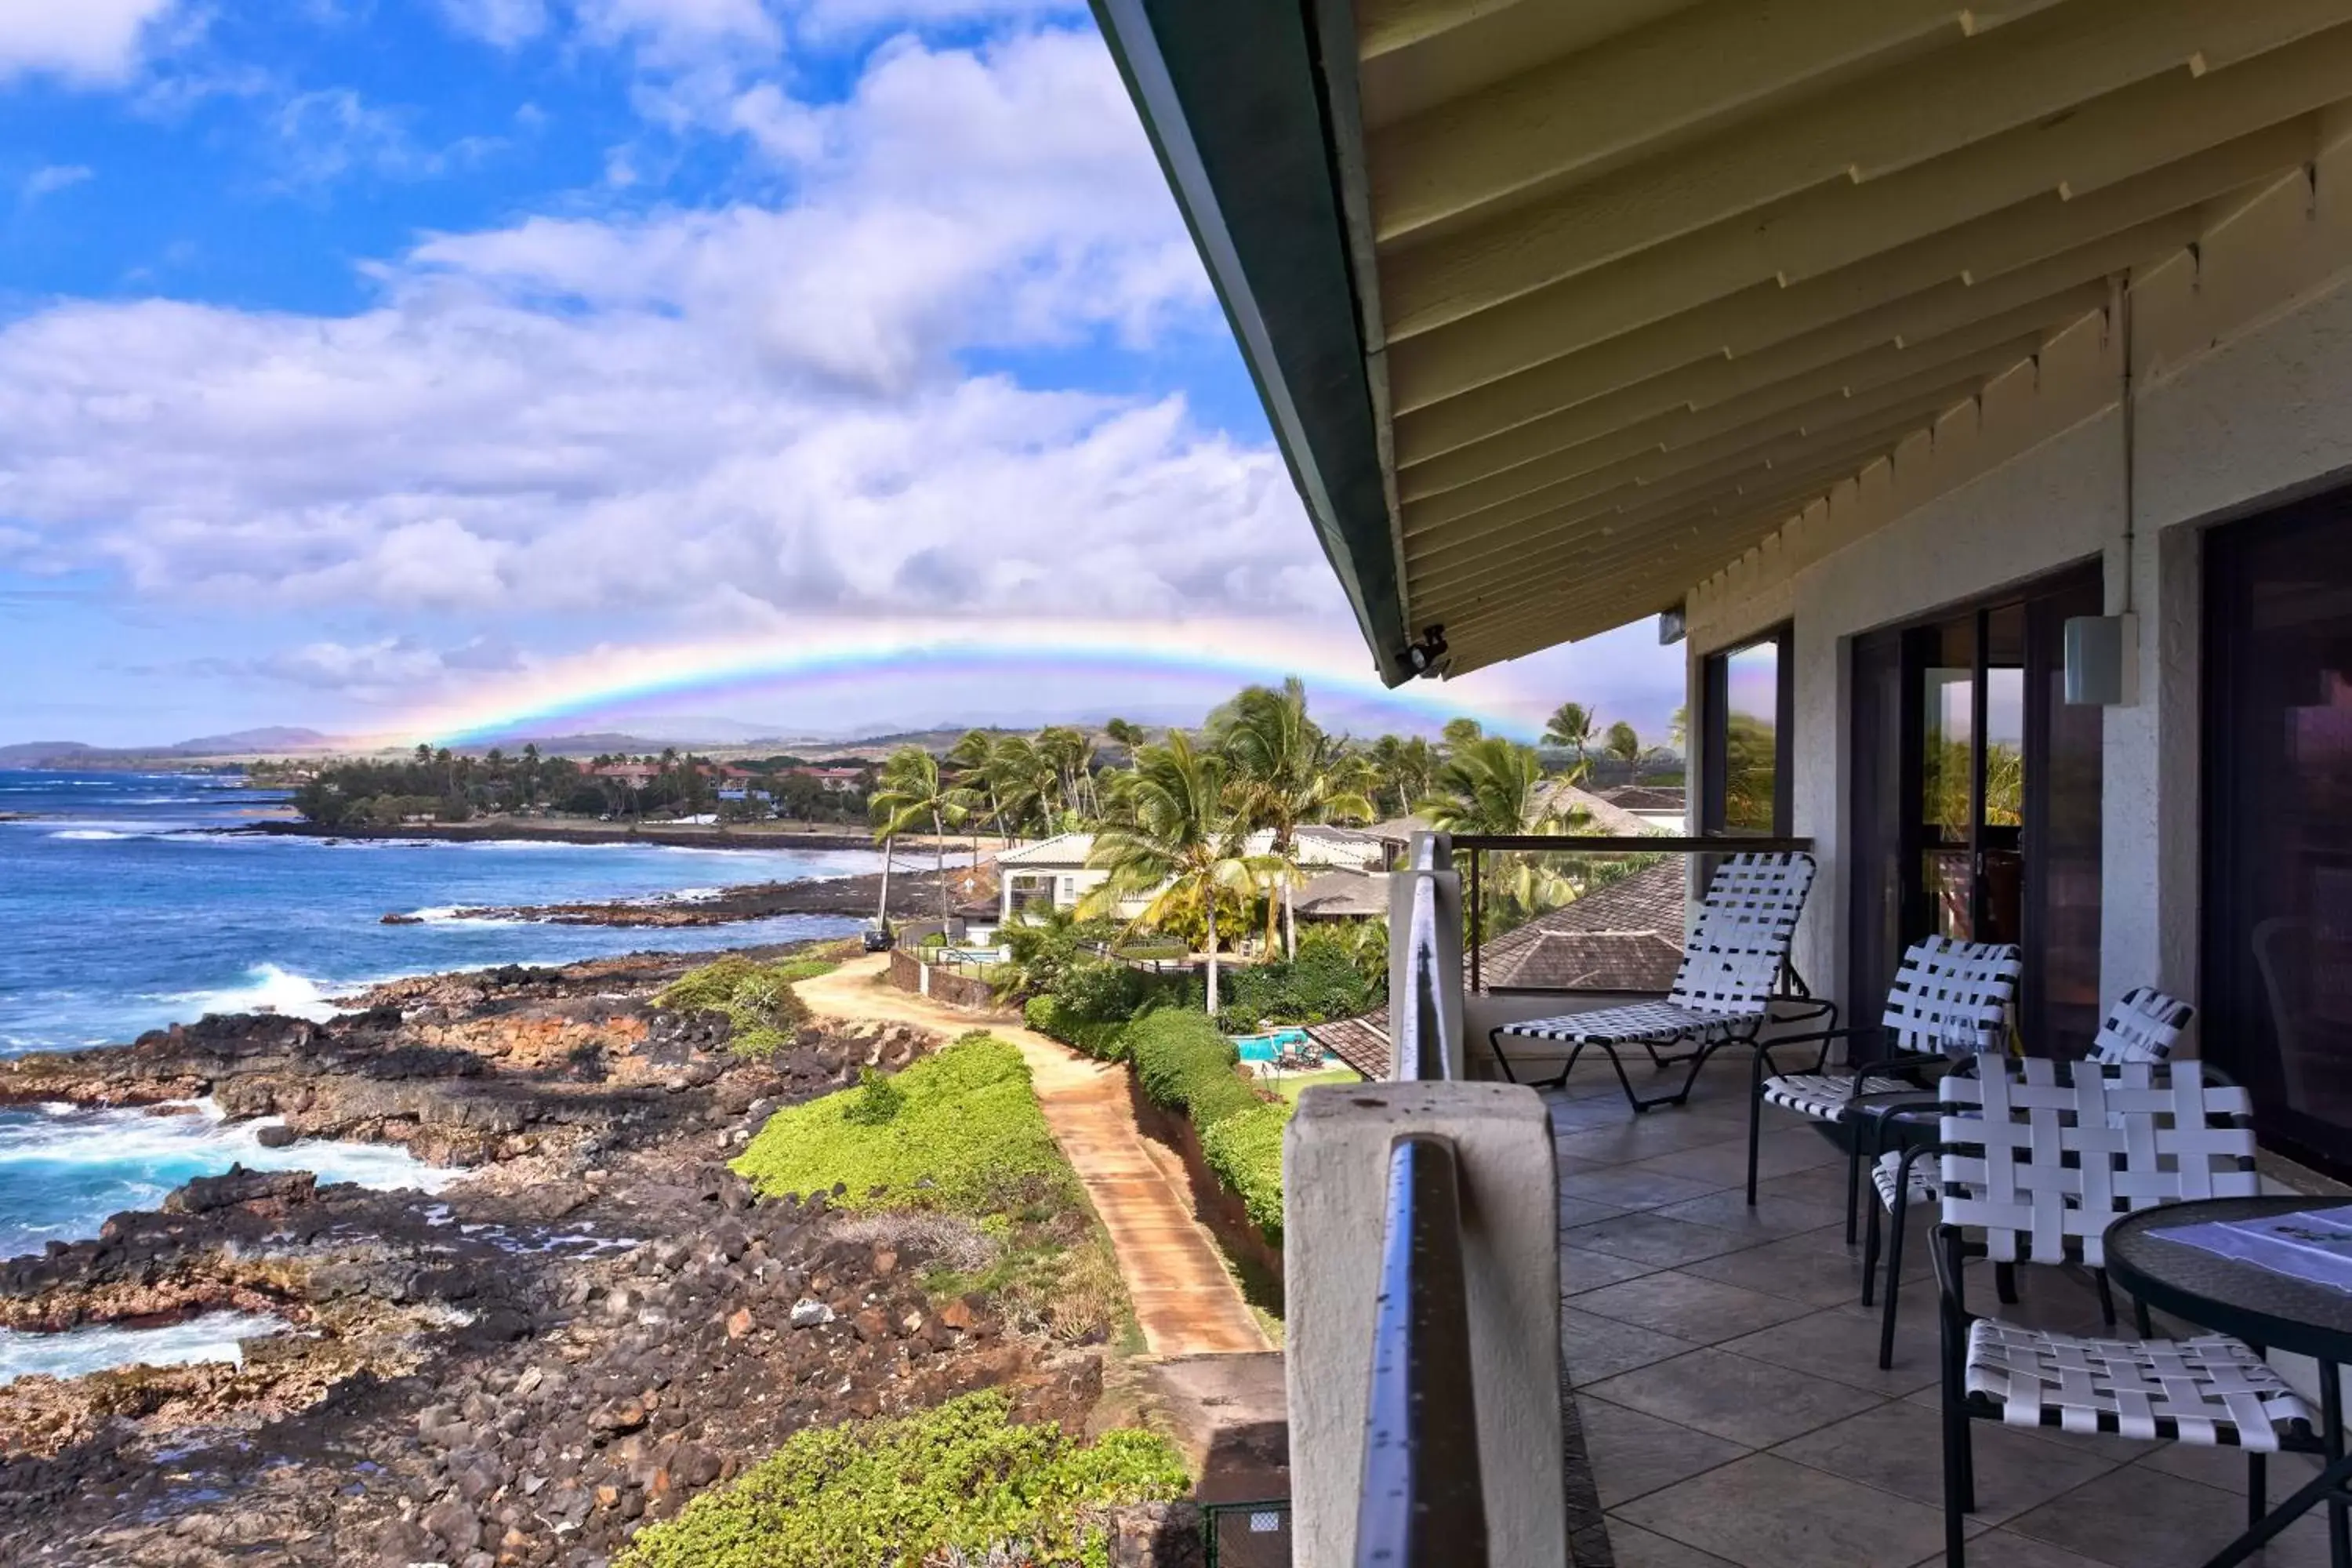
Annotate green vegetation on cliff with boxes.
[731,1032,1074,1213]
[653,954,835,1058]
[613,1389,1187,1568]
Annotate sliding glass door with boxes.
[1849,564,2104,1056]
[2205,494,2352,1175]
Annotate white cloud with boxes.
[266,89,503,188]
[21,164,93,201]
[0,0,178,85]
[575,0,782,64]
[436,0,551,49]
[0,28,1286,641]
[789,0,1084,44]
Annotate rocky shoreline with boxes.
[0,949,1129,1566]
[381,866,964,928]
[233,819,903,852]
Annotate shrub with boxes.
[613,1389,1188,1568]
[1125,1009,1260,1131]
[839,1065,905,1127]
[654,953,830,1058]
[1201,1101,1290,1247]
[1051,957,1152,1022]
[1023,996,1131,1062]
[731,1034,1077,1214]
[1210,935,1377,1033]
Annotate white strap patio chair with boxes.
[1486,851,1819,1112]
[1864,987,2196,1368]
[1744,934,2020,1243]
[1922,1058,2299,1567]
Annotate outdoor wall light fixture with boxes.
[1404,625,1450,678]
[2063,613,2139,706]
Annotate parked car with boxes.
[861,920,895,953]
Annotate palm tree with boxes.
[945,729,1004,868]
[1104,717,1146,751]
[1084,733,1264,1016]
[1604,720,1642,770]
[1217,677,1376,958]
[1367,733,1438,818]
[870,746,965,930]
[1419,735,1556,837]
[1034,725,1096,820]
[1441,717,1484,752]
[987,734,1058,839]
[1544,702,1599,775]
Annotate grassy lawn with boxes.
[1272,1065,1359,1103]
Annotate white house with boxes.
[995,826,1389,924]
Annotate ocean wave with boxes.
[48,828,153,841]
[167,964,350,1022]
[0,1310,290,1385]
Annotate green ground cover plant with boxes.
[1124,1009,1261,1131]
[732,1032,1076,1215]
[613,1389,1188,1568]
[652,953,839,1058]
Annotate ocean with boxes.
[0,769,874,1373]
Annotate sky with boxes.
[0,0,1686,749]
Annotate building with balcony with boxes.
[1096,3,2352,1563]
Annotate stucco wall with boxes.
[1677,142,2352,1042]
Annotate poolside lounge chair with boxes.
[1489,851,1820,1112]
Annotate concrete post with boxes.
[1285,1080,1563,1567]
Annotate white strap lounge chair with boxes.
[1487,851,1819,1112]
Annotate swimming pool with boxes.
[1232,1027,1318,1063]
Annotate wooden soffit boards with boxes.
[1354,0,2352,673]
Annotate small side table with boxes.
[2107,1196,2352,1568]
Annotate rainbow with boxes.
[371,616,1546,749]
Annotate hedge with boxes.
[1200,1101,1290,1247]
[731,1033,1077,1214]
[1022,995,1131,1062]
[1124,1009,1261,1132]
[613,1388,1188,1568]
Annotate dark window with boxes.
[2205,492,2352,1177]
[1703,626,1793,836]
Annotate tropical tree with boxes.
[1417,735,1582,927]
[1104,717,1146,751]
[1367,733,1438,818]
[1440,717,1484,752]
[870,746,965,929]
[945,729,1004,862]
[1034,725,1097,820]
[987,734,1059,839]
[1543,702,1599,775]
[1215,677,1376,958]
[1084,733,1265,1015]
[1604,720,1642,768]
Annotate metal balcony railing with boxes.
[1356,833,1488,1568]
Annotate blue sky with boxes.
[0,0,1683,747]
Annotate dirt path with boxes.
[794,956,1270,1356]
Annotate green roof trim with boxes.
[1089,0,1409,686]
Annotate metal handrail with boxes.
[1393,833,1457,1083]
[1355,1133,1488,1568]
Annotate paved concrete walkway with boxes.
[794,955,1270,1356]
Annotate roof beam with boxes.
[1402,332,2046,530]
[1410,409,1971,613]
[1379,0,2352,340]
[1391,138,2258,459]
[1404,370,2018,571]
[1388,45,2347,407]
[1370,0,1994,242]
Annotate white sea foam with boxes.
[0,1310,289,1384]
[49,829,146,841]
[0,1098,461,1189]
[169,964,347,1022]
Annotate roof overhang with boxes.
[1093,0,2352,677]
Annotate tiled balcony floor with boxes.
[1544,1054,2335,1568]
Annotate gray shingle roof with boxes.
[1477,860,1689,993]
[1305,1013,1389,1080]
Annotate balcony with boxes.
[1290,834,2340,1568]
